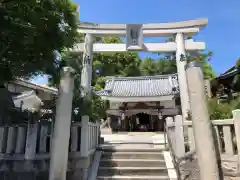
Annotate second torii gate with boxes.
[71,18,208,121]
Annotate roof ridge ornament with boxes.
[104,74,178,81]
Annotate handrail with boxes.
[164,122,197,180]
[164,123,181,180]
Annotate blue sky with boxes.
[32,0,240,84]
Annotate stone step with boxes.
[97,167,168,176]
[102,152,165,160]
[100,159,166,167]
[101,128,112,134]
[97,175,169,180]
[98,144,166,152]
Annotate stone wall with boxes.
[0,153,95,180]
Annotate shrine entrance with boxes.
[136,113,150,131]
[128,113,159,132]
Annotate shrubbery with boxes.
[208,97,240,120]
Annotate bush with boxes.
[208,98,233,120]
[230,97,240,110]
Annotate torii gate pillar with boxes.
[175,33,190,120]
[81,33,94,98]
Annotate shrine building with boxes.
[96,74,180,132]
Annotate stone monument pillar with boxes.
[186,62,220,180]
[49,67,75,180]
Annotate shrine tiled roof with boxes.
[217,66,239,80]
[95,74,179,97]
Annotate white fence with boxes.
[0,117,100,160]
[166,110,240,158]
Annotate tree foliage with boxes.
[208,97,240,120]
[93,37,141,82]
[139,51,216,80]
[0,0,79,83]
[208,98,233,120]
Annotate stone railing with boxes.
[166,110,240,179]
[166,110,240,157]
[0,117,100,180]
[0,120,100,159]
[184,110,240,156]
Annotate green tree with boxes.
[139,58,157,76]
[153,37,217,79]
[186,51,216,80]
[156,58,177,75]
[93,37,141,82]
[0,0,79,83]
[139,52,215,79]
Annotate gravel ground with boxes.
[180,156,240,180]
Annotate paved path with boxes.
[101,132,165,143]
[100,132,166,150]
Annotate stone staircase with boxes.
[96,147,169,180]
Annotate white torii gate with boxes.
[72,18,208,121]
[49,19,208,180]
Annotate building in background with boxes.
[5,79,58,111]
[211,65,240,102]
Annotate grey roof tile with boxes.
[95,74,179,97]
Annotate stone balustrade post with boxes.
[96,121,100,146]
[186,62,220,180]
[24,123,38,171]
[15,126,27,154]
[25,123,38,160]
[39,125,48,153]
[165,117,176,150]
[174,115,185,158]
[71,125,78,152]
[80,115,89,180]
[233,109,240,173]
[6,126,16,154]
[0,127,7,153]
[81,115,89,157]
[49,67,75,180]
